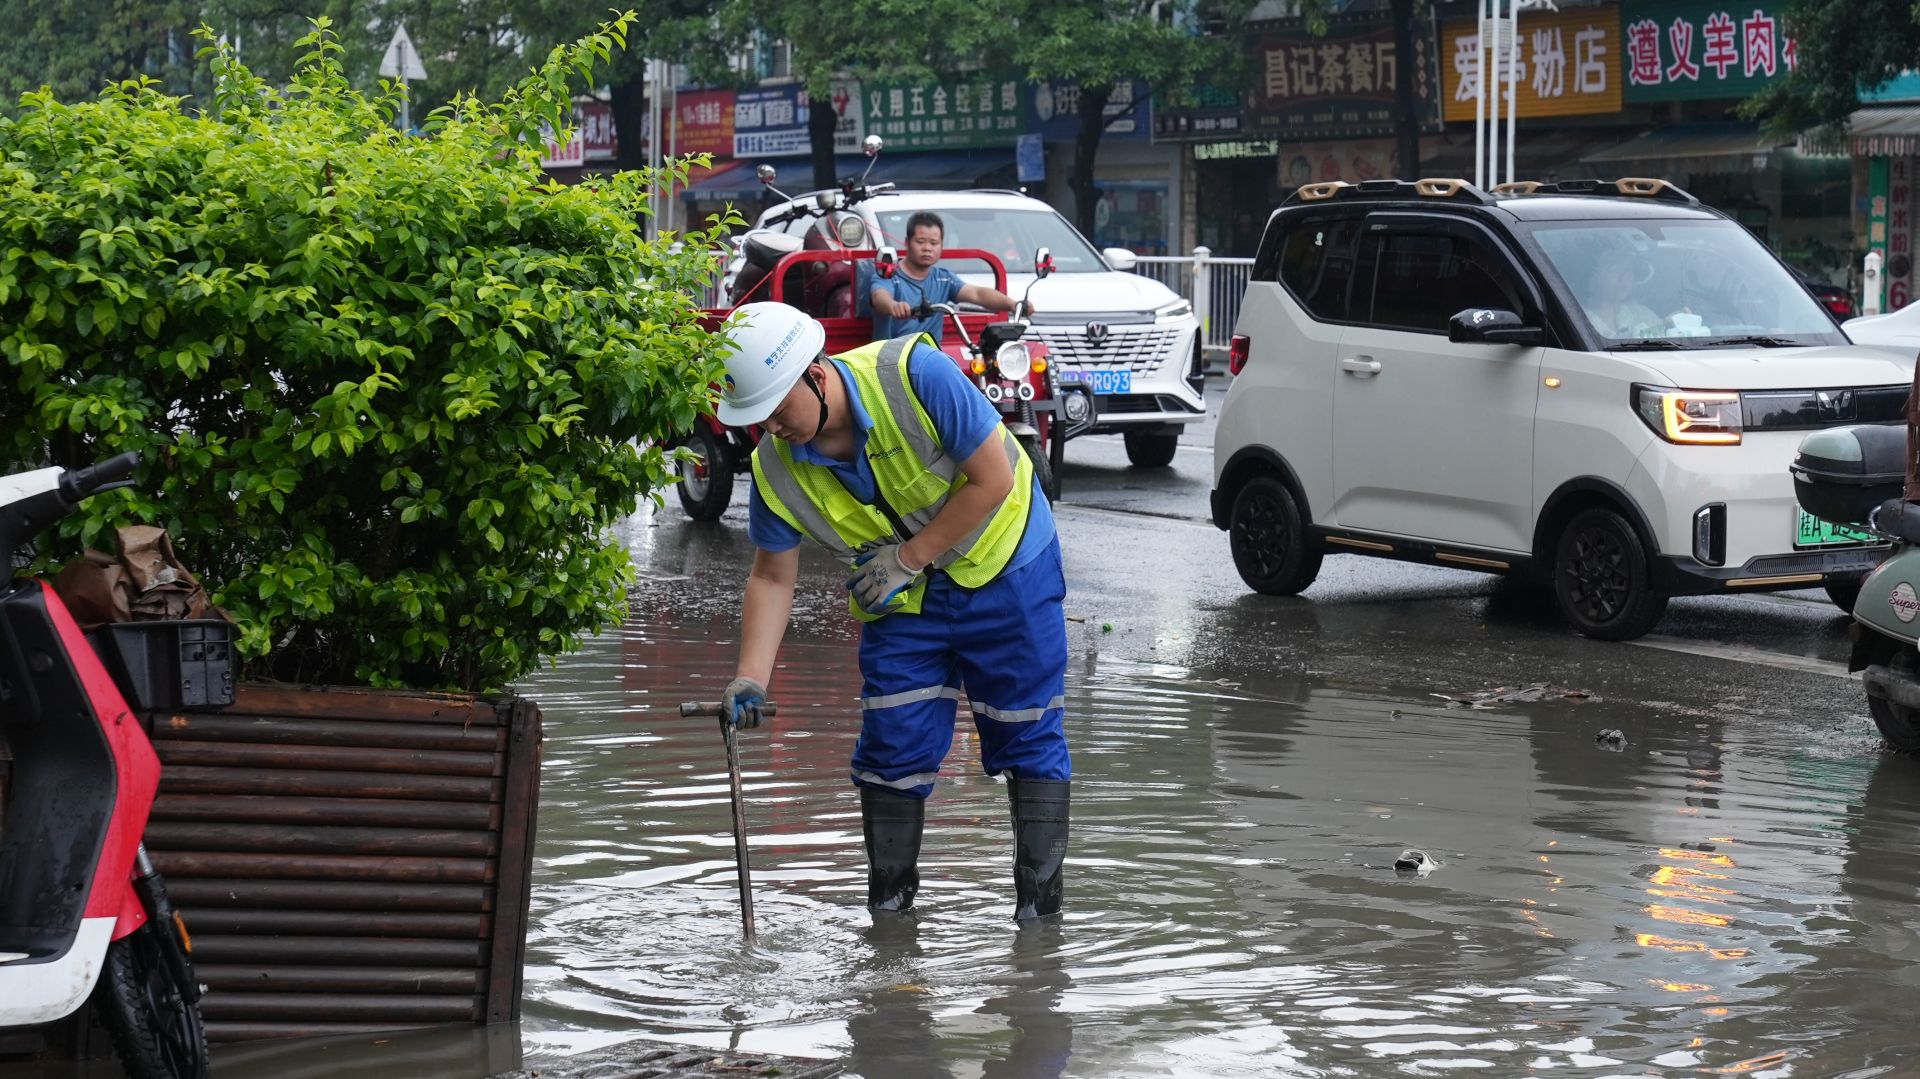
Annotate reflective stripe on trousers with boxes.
[850,539,1072,800]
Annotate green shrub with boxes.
[0,15,733,691]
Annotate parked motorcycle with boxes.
[726,135,892,313]
[1790,423,1920,750]
[887,244,1093,502]
[0,453,210,1079]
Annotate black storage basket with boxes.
[88,619,236,713]
[1791,424,1908,528]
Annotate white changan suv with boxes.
[1212,177,1912,640]
[746,188,1207,466]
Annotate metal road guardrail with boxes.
[1129,247,1256,357]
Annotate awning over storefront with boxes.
[1419,127,1642,185]
[1815,106,1920,158]
[1581,122,1795,176]
[681,151,1013,201]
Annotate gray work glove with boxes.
[848,543,925,614]
[721,676,769,729]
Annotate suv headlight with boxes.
[994,342,1033,381]
[1154,298,1193,323]
[1633,385,1742,445]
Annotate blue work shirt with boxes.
[869,265,965,344]
[748,343,1056,583]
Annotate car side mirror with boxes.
[1102,246,1137,272]
[876,246,899,279]
[1449,307,1544,346]
[1034,246,1054,279]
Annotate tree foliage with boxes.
[1744,0,1920,135]
[0,14,733,691]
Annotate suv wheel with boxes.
[1230,477,1322,595]
[1552,507,1668,640]
[1124,430,1179,469]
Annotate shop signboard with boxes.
[862,76,1026,150]
[1442,6,1623,120]
[669,89,734,158]
[1029,79,1151,142]
[540,123,584,169]
[730,81,866,159]
[1621,2,1797,102]
[1245,15,1442,140]
[1152,83,1247,142]
[580,100,617,161]
[1891,158,1914,311]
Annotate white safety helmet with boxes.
[714,302,828,427]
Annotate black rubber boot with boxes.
[861,786,924,913]
[1008,778,1069,921]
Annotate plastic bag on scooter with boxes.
[51,525,227,628]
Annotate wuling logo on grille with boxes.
[1085,322,1110,347]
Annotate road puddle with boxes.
[510,583,1920,1078]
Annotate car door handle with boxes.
[1340,357,1381,376]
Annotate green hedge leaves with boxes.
[0,15,735,691]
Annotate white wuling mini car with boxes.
[1211,177,1913,640]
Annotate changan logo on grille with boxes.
[1892,582,1920,624]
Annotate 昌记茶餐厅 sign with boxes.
[1620,1,1797,102]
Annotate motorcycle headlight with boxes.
[994,342,1033,381]
[1154,298,1193,323]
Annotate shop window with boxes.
[1363,232,1526,333]
[1270,217,1359,322]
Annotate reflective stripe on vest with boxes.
[749,334,1036,618]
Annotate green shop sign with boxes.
[1622,1,1796,102]
[862,76,1028,150]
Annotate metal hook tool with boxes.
[678,700,777,942]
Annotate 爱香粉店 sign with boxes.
[1443,6,1623,120]
[1621,2,1796,102]
[1246,15,1441,140]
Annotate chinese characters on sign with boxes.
[1246,16,1440,140]
[732,85,810,158]
[1443,7,1622,120]
[1621,2,1797,102]
[863,76,1027,150]
[669,89,734,158]
[1030,79,1151,142]
[1891,158,1914,311]
[580,100,617,161]
[1153,83,1247,141]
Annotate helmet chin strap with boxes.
[805,360,829,441]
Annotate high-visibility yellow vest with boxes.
[750,334,1036,620]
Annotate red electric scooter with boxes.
[0,452,209,1079]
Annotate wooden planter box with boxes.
[141,683,543,1043]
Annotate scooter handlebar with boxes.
[679,701,780,718]
[57,451,141,503]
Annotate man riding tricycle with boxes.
[671,149,1091,521]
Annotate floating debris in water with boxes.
[1431,682,1595,708]
[1595,728,1627,750]
[1393,849,1439,876]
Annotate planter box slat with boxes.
[154,713,506,753]
[196,965,485,994]
[154,794,499,831]
[160,765,502,802]
[190,935,488,967]
[156,740,500,778]
[218,684,498,725]
[179,909,492,939]
[199,993,483,1023]
[146,821,499,858]
[166,879,494,913]
[151,850,497,884]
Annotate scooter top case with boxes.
[1791,423,1907,528]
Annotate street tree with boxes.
[1742,0,1920,135]
[0,0,202,104]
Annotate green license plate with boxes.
[1795,507,1873,549]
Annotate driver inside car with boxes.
[1580,247,1666,339]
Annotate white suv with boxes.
[745,188,1207,466]
[1211,177,1913,640]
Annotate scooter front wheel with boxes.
[96,922,208,1079]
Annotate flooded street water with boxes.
[502,505,1920,1078]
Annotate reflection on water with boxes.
[505,513,1920,1077]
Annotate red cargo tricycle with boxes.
[674,243,1086,520]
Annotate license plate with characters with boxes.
[1794,506,1873,550]
[1060,368,1131,395]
